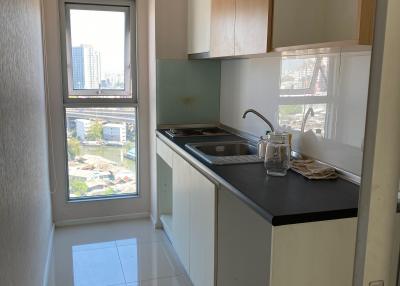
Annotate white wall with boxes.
[354,0,400,284]
[148,0,158,224]
[0,0,53,284]
[220,51,371,176]
[149,0,188,225]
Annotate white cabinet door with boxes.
[171,150,216,285]
[271,0,374,49]
[187,0,211,54]
[189,167,216,286]
[172,153,191,273]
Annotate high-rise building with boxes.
[75,119,92,141]
[72,47,84,89]
[72,45,101,90]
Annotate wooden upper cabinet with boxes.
[272,0,376,51]
[210,0,236,57]
[358,0,376,45]
[188,0,376,58]
[209,0,272,57]
[187,0,212,54]
[235,0,273,55]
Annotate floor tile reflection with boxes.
[53,219,192,286]
[72,244,125,286]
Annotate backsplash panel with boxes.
[157,59,221,125]
[220,51,371,176]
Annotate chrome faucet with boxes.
[301,107,315,133]
[242,109,275,159]
[242,109,275,133]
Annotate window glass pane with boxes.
[66,108,137,199]
[69,8,127,93]
[278,104,327,137]
[280,56,329,97]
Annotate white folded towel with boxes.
[291,159,337,180]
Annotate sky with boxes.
[70,9,126,78]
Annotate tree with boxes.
[87,120,103,141]
[68,138,81,159]
[124,141,135,151]
[70,179,88,197]
[103,187,115,195]
[279,105,303,115]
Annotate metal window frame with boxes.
[59,0,139,202]
[59,0,137,104]
[277,54,338,137]
[64,105,139,202]
[279,55,330,97]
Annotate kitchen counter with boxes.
[157,129,360,226]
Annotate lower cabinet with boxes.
[217,186,272,286]
[217,186,358,286]
[158,138,357,286]
[171,152,216,286]
[172,153,191,273]
[189,165,216,286]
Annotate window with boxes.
[280,56,329,97]
[278,104,328,136]
[64,3,133,99]
[66,108,136,199]
[60,0,137,201]
[278,55,337,137]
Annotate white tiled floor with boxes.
[52,219,192,286]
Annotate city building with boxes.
[101,72,124,89]
[75,119,92,140]
[103,123,126,143]
[72,45,101,89]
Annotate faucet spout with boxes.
[242,109,275,133]
[301,107,315,132]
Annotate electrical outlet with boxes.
[369,281,384,286]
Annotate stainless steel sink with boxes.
[185,141,263,165]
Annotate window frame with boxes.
[63,104,139,202]
[277,54,339,138]
[59,0,137,104]
[279,56,329,97]
[59,0,139,202]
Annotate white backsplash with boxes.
[220,51,371,176]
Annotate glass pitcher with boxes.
[264,132,291,176]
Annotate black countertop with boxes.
[157,130,360,226]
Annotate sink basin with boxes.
[185,141,263,165]
[192,142,256,156]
